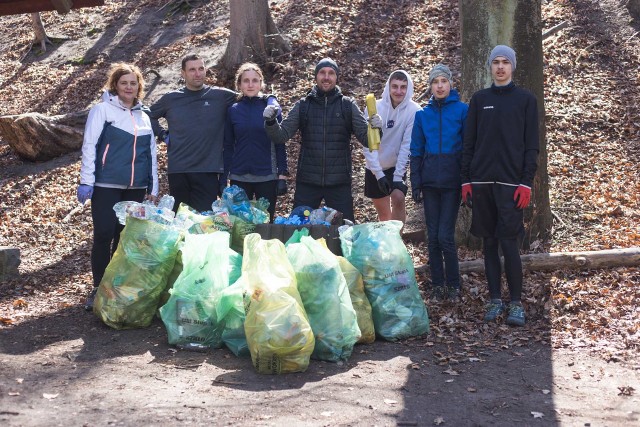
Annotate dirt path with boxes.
[1,308,638,426]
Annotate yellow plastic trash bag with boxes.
[242,233,314,374]
[337,256,375,344]
[93,216,182,329]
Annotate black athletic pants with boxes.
[168,172,222,213]
[91,186,146,288]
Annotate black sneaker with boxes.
[431,286,446,301]
[446,286,461,302]
[84,288,98,312]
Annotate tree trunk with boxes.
[0,111,88,161]
[459,0,552,249]
[30,12,52,51]
[219,0,290,76]
[416,247,640,274]
[628,0,640,21]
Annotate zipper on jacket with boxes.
[102,144,110,167]
[438,101,443,186]
[129,110,138,187]
[322,96,327,187]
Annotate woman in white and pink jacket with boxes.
[77,62,158,310]
[363,70,421,223]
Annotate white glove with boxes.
[263,105,278,121]
[369,113,383,129]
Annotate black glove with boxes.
[392,181,408,196]
[276,179,287,196]
[412,187,423,204]
[377,176,392,196]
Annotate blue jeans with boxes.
[422,187,461,288]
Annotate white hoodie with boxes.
[363,70,421,181]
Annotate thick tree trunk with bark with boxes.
[0,111,88,161]
[628,0,640,20]
[458,0,552,249]
[416,247,640,274]
[219,0,290,75]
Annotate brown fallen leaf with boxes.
[12,299,27,308]
[0,317,14,325]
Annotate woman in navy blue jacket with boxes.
[224,63,288,221]
[410,64,468,301]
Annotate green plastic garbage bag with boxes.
[287,235,360,361]
[229,215,256,254]
[242,233,314,374]
[217,276,250,357]
[93,216,182,329]
[159,232,231,349]
[337,256,376,344]
[340,220,430,341]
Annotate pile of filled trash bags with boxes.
[92,187,430,374]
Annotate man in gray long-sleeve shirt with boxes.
[263,58,373,222]
[147,53,236,212]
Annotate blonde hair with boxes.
[234,62,264,98]
[105,62,145,104]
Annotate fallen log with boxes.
[0,110,88,161]
[415,247,640,274]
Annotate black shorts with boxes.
[470,183,524,239]
[364,167,402,199]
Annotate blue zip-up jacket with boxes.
[409,89,468,190]
[224,95,287,178]
[80,91,158,195]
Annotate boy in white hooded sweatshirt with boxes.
[363,70,421,222]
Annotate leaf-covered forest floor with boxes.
[0,1,639,425]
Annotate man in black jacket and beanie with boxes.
[263,58,375,222]
[461,45,539,327]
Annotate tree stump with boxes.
[0,247,20,282]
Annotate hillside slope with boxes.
[0,0,638,361]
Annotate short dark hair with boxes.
[181,53,203,70]
[389,71,408,82]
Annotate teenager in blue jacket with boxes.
[410,64,468,301]
[224,63,288,221]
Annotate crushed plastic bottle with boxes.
[157,194,175,211]
[113,197,176,225]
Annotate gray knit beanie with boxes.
[487,45,516,70]
[428,64,452,85]
[314,58,339,77]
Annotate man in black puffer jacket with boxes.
[263,58,373,221]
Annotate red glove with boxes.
[514,185,531,209]
[461,183,472,205]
